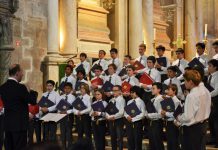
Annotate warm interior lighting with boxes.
[60,28,64,50]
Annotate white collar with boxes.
[8,77,18,83]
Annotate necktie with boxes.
[128,77,131,83]
[198,57,200,60]
[98,59,101,65]
[65,77,68,83]
[178,60,181,67]
[65,95,68,101]
[148,69,151,76]
[169,79,172,85]
[208,75,212,85]
[112,59,115,64]
[46,92,50,99]
[139,56,142,63]
[109,76,112,83]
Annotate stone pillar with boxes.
[114,0,127,61]
[142,0,154,56]
[185,0,196,61]
[59,0,77,55]
[47,0,59,55]
[174,0,184,38]
[195,0,204,42]
[129,0,143,59]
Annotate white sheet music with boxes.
[40,113,67,122]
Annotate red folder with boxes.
[29,105,39,115]
[91,77,103,86]
[122,81,132,93]
[139,73,154,85]
[133,61,145,71]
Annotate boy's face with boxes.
[77,72,84,80]
[176,52,184,59]
[184,80,193,90]
[110,52,117,59]
[157,50,164,56]
[167,70,176,78]
[99,51,105,59]
[46,83,54,92]
[80,56,86,62]
[152,85,161,95]
[95,91,102,100]
[64,86,72,95]
[65,67,72,76]
[80,85,86,95]
[108,66,115,75]
[213,45,218,53]
[196,46,204,56]
[139,46,145,56]
[112,87,121,97]
[147,60,154,68]
[94,69,102,76]
[166,88,175,97]
[208,63,217,74]
[123,57,130,65]
[127,68,134,76]
[130,91,137,99]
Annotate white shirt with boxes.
[73,60,91,75]
[90,100,108,121]
[124,97,146,122]
[108,57,122,74]
[157,56,171,75]
[213,54,218,60]
[177,84,211,126]
[106,95,126,119]
[195,54,209,74]
[172,58,189,81]
[57,93,76,114]
[124,76,140,87]
[73,94,92,115]
[41,90,60,112]
[135,55,147,67]
[91,59,108,76]
[60,75,76,90]
[208,71,218,97]
[147,95,163,120]
[104,73,122,86]
[164,77,184,100]
[165,96,182,121]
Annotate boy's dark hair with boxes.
[196,42,205,49]
[176,48,184,54]
[113,85,122,91]
[156,45,165,51]
[184,66,192,71]
[125,55,132,60]
[77,69,86,76]
[80,53,87,58]
[108,63,117,71]
[64,82,73,88]
[167,84,178,95]
[110,48,118,54]
[208,59,218,71]
[126,65,135,71]
[9,64,21,76]
[65,65,73,71]
[147,56,156,64]
[192,66,204,82]
[167,66,177,73]
[130,86,142,97]
[99,50,106,55]
[212,41,218,46]
[93,65,103,71]
[152,82,163,93]
[46,80,55,86]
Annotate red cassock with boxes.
[0,97,3,108]
[139,73,154,85]
[28,105,39,115]
[91,77,103,86]
[133,61,145,71]
[122,81,132,93]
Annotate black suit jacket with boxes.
[0,79,37,132]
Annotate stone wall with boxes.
[12,0,48,95]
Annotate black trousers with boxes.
[27,118,41,144]
[0,115,4,150]
[165,121,180,150]
[108,118,124,150]
[4,130,27,150]
[181,121,207,150]
[92,120,106,150]
[126,120,143,150]
[148,120,164,150]
[76,114,91,139]
[60,114,74,149]
[43,121,57,142]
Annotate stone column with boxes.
[185,0,196,61]
[129,0,143,59]
[195,0,204,42]
[47,0,59,55]
[174,0,184,38]
[59,0,77,55]
[114,0,127,61]
[142,0,154,56]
